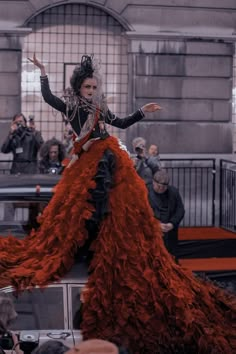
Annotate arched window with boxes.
[22,4,128,142]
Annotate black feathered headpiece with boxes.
[70,55,95,95]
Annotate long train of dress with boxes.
[0,136,235,353]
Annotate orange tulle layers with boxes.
[0,136,235,353]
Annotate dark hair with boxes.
[32,340,69,354]
[70,55,95,95]
[39,137,66,163]
[12,113,27,124]
[153,169,170,185]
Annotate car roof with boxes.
[0,174,60,199]
[0,174,60,188]
[0,263,88,294]
[60,262,88,284]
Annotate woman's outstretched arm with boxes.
[28,53,67,114]
[105,103,162,129]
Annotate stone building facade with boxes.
[0,0,236,153]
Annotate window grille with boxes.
[22,4,128,143]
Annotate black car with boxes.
[0,174,86,351]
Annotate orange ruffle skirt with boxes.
[0,136,235,353]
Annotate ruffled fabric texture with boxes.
[0,136,235,353]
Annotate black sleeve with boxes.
[147,156,162,174]
[105,109,144,129]
[40,76,67,114]
[33,130,44,150]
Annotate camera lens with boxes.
[135,146,143,153]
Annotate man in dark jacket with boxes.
[1,113,43,174]
[148,169,185,257]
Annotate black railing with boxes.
[219,159,236,232]
[0,159,216,227]
[0,160,12,174]
[162,159,216,227]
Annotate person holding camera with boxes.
[132,136,161,186]
[1,113,44,174]
[39,137,66,175]
[0,294,23,354]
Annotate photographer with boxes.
[0,294,23,354]
[39,137,66,175]
[1,113,44,174]
[132,137,161,186]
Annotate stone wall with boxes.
[0,0,236,154]
[126,39,233,153]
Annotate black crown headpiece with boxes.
[70,54,97,95]
[79,55,94,76]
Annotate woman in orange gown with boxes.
[0,54,235,354]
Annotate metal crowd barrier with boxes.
[161,159,216,227]
[0,158,216,227]
[219,159,236,232]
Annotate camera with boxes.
[19,331,39,353]
[135,144,145,154]
[15,123,26,135]
[0,332,14,350]
[28,115,34,123]
[48,166,60,175]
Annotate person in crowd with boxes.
[32,340,69,354]
[132,136,161,185]
[148,143,159,157]
[0,53,234,353]
[148,169,185,257]
[148,143,161,164]
[0,294,23,354]
[1,113,44,174]
[39,137,66,174]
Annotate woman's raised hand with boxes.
[141,103,162,113]
[28,53,46,76]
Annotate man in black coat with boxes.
[148,169,185,257]
[1,113,44,174]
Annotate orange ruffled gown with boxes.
[0,136,235,354]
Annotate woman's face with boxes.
[80,77,98,100]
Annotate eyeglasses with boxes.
[153,179,169,186]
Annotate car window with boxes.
[0,201,48,238]
[70,286,83,330]
[9,286,66,330]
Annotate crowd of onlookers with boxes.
[0,113,72,176]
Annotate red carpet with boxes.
[179,227,236,240]
[178,227,236,271]
[179,258,236,271]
